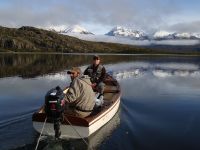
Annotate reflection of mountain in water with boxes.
[113,69,145,80]
[112,62,200,80]
[113,68,200,80]
[1,54,200,79]
[153,69,200,78]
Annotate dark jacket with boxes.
[84,64,106,84]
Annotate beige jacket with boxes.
[64,75,95,111]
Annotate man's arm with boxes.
[64,79,80,103]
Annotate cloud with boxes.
[0,0,198,34]
[166,20,200,33]
[62,33,200,45]
[0,1,178,27]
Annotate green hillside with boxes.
[0,26,200,55]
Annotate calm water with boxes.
[1,54,200,150]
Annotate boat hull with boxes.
[33,97,120,139]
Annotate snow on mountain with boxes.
[153,30,200,40]
[47,25,200,42]
[192,33,200,39]
[61,25,94,35]
[175,33,200,39]
[45,25,67,32]
[174,32,200,39]
[106,26,148,40]
[153,31,175,40]
[58,25,200,45]
[175,32,191,39]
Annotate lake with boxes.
[0,53,200,150]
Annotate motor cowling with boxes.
[45,86,65,119]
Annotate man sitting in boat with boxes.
[84,55,106,101]
[64,67,95,118]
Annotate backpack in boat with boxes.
[45,86,65,119]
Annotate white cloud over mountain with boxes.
[59,25,200,45]
[1,0,200,35]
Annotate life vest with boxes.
[45,86,65,119]
[87,64,104,83]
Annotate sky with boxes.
[0,0,200,34]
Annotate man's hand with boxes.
[91,83,97,88]
[61,99,66,106]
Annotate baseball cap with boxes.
[67,67,81,74]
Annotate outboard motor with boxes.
[45,86,65,139]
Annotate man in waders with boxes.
[84,55,106,101]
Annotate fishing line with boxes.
[35,117,47,150]
[63,115,92,149]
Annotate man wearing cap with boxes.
[64,67,95,118]
[84,55,106,99]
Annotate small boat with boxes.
[39,110,120,150]
[32,74,121,139]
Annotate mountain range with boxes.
[153,31,200,40]
[59,25,200,40]
[1,25,200,54]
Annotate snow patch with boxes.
[61,25,94,35]
[106,26,148,40]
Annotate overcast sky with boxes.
[0,0,200,34]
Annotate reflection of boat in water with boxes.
[87,109,120,149]
[32,74,121,139]
[39,110,120,150]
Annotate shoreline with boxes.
[1,51,200,57]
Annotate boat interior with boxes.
[33,75,121,126]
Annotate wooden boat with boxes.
[32,74,121,139]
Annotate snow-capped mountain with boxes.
[175,32,200,39]
[153,30,200,40]
[192,33,200,39]
[61,25,94,35]
[153,31,175,40]
[106,26,148,40]
[175,33,192,39]
[57,25,200,45]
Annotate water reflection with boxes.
[36,110,120,150]
[0,53,148,78]
[112,62,200,80]
[9,110,120,150]
[0,54,89,78]
[1,53,200,78]
[1,54,200,150]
